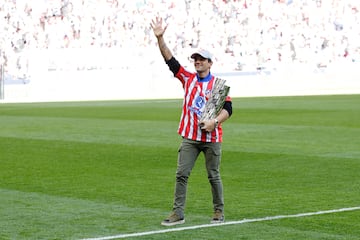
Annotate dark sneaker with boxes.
[211,209,224,223]
[161,212,185,226]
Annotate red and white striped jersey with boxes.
[175,66,228,143]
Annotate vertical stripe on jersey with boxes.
[184,78,197,139]
[176,67,192,136]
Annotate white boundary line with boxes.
[82,206,360,240]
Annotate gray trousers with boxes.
[172,138,224,217]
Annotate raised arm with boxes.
[150,17,173,61]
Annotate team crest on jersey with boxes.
[205,89,212,100]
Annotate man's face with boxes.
[192,54,212,74]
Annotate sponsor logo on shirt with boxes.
[189,95,206,117]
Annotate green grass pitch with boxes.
[0,94,360,239]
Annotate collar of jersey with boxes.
[196,72,212,82]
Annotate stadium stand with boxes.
[0,0,359,101]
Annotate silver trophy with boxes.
[200,77,230,123]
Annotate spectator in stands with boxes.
[1,0,359,74]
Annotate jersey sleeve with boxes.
[165,57,180,75]
[166,57,194,89]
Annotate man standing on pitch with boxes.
[151,17,233,226]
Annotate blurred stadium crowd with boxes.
[1,0,360,79]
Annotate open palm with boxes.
[151,17,167,37]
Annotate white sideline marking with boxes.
[82,206,360,240]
